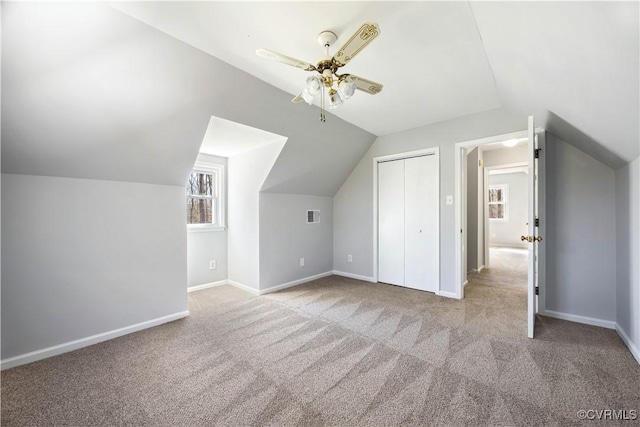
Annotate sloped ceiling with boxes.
[471,1,639,168]
[1,2,375,195]
[2,1,638,198]
[199,116,286,158]
[114,1,502,137]
[115,1,639,168]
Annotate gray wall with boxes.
[187,154,228,288]
[333,107,526,290]
[227,142,284,290]
[1,174,187,359]
[483,144,528,167]
[616,156,639,354]
[187,232,227,287]
[488,172,528,248]
[466,148,479,271]
[259,194,333,289]
[2,2,375,196]
[545,134,616,322]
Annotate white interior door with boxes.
[378,160,405,286]
[527,116,538,338]
[404,155,439,292]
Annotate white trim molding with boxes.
[539,309,616,330]
[226,280,260,295]
[259,271,334,295]
[1,311,189,371]
[615,325,640,365]
[187,280,228,293]
[332,270,376,283]
[436,290,461,300]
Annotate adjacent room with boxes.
[1,1,639,426]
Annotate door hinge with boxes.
[534,148,542,159]
[535,218,540,227]
[535,286,539,295]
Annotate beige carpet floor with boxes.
[469,246,529,289]
[2,276,638,426]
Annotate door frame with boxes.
[483,162,529,269]
[454,129,545,300]
[373,147,440,291]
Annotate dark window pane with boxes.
[187,197,213,224]
[489,187,503,203]
[489,204,504,219]
[187,172,214,197]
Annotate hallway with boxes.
[468,246,528,289]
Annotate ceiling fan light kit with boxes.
[256,22,383,122]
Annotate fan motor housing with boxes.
[317,31,337,48]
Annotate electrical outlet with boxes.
[300,258,305,267]
[347,254,353,262]
[209,260,217,270]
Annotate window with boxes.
[187,163,225,231]
[488,184,508,221]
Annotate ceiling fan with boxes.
[256,22,383,122]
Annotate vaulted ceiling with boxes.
[2,1,638,199]
[116,1,639,168]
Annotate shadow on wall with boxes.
[544,111,627,169]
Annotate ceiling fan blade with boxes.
[256,49,316,71]
[346,75,383,95]
[291,94,305,103]
[333,22,381,66]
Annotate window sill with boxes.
[187,225,227,233]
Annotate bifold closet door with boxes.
[378,154,439,292]
[404,155,438,292]
[378,160,405,286]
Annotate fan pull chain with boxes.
[320,87,326,122]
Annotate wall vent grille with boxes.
[307,210,320,224]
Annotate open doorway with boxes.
[477,162,529,289]
[455,119,545,338]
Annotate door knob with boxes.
[521,235,543,242]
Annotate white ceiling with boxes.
[470,1,639,167]
[113,1,502,137]
[114,1,639,168]
[199,116,286,158]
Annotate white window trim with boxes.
[488,183,509,222]
[187,161,226,232]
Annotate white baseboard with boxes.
[0,310,189,371]
[332,270,376,283]
[490,244,528,249]
[187,280,228,293]
[615,325,640,365]
[226,280,260,295]
[436,290,461,299]
[467,265,485,274]
[539,309,616,330]
[259,271,334,295]
[463,280,469,288]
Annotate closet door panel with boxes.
[404,155,439,292]
[378,160,405,286]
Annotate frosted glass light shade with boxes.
[328,89,343,109]
[301,89,314,104]
[338,80,357,99]
[306,75,323,95]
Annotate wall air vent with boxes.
[307,210,320,224]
